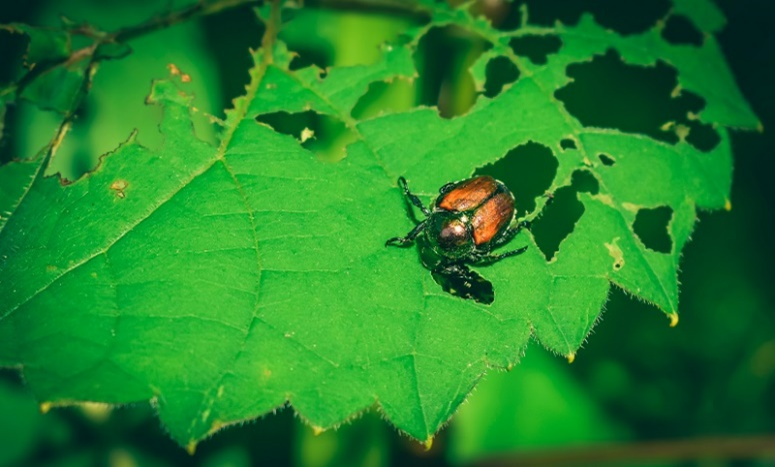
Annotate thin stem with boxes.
[111,0,260,43]
[476,434,775,466]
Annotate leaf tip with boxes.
[423,436,434,451]
[669,312,679,327]
[566,353,576,364]
[39,402,52,414]
[724,200,732,211]
[312,425,325,436]
[186,441,197,456]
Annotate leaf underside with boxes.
[0,0,757,445]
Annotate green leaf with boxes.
[0,1,757,447]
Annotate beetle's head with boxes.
[425,211,475,260]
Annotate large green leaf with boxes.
[0,1,757,446]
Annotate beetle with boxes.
[385,175,529,294]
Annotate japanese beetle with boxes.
[386,175,528,301]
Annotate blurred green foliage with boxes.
[0,0,773,465]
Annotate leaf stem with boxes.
[111,0,260,43]
[476,434,775,466]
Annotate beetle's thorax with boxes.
[425,210,475,260]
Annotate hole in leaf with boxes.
[517,0,670,35]
[474,141,558,216]
[415,25,492,118]
[555,50,720,151]
[633,206,673,253]
[661,15,704,47]
[598,153,615,166]
[560,138,576,150]
[684,120,721,152]
[256,111,356,161]
[530,184,584,261]
[508,35,562,65]
[571,169,599,194]
[431,267,494,305]
[289,46,332,71]
[350,78,417,121]
[483,55,520,98]
[417,236,495,304]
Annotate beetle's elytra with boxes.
[386,175,529,302]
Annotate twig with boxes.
[476,434,775,467]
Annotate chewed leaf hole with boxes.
[685,120,721,152]
[661,15,704,47]
[474,141,557,215]
[431,267,494,305]
[256,111,356,161]
[508,35,562,65]
[483,55,519,98]
[560,138,577,150]
[504,0,669,35]
[586,0,670,35]
[351,79,417,120]
[571,169,599,195]
[598,153,615,166]
[633,206,673,253]
[555,50,720,152]
[289,47,332,72]
[530,184,583,262]
[416,25,492,118]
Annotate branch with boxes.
[112,0,260,43]
[476,434,775,466]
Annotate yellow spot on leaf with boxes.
[423,436,434,450]
[593,194,615,207]
[675,124,690,142]
[110,180,129,199]
[168,63,181,75]
[181,73,191,83]
[669,313,679,327]
[567,353,575,363]
[671,84,682,98]
[605,238,625,271]
[621,202,640,213]
[186,442,197,455]
[79,402,111,422]
[300,127,315,143]
[46,265,57,273]
[39,402,52,414]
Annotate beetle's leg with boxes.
[386,219,427,247]
[472,245,528,265]
[398,176,431,217]
[489,219,531,249]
